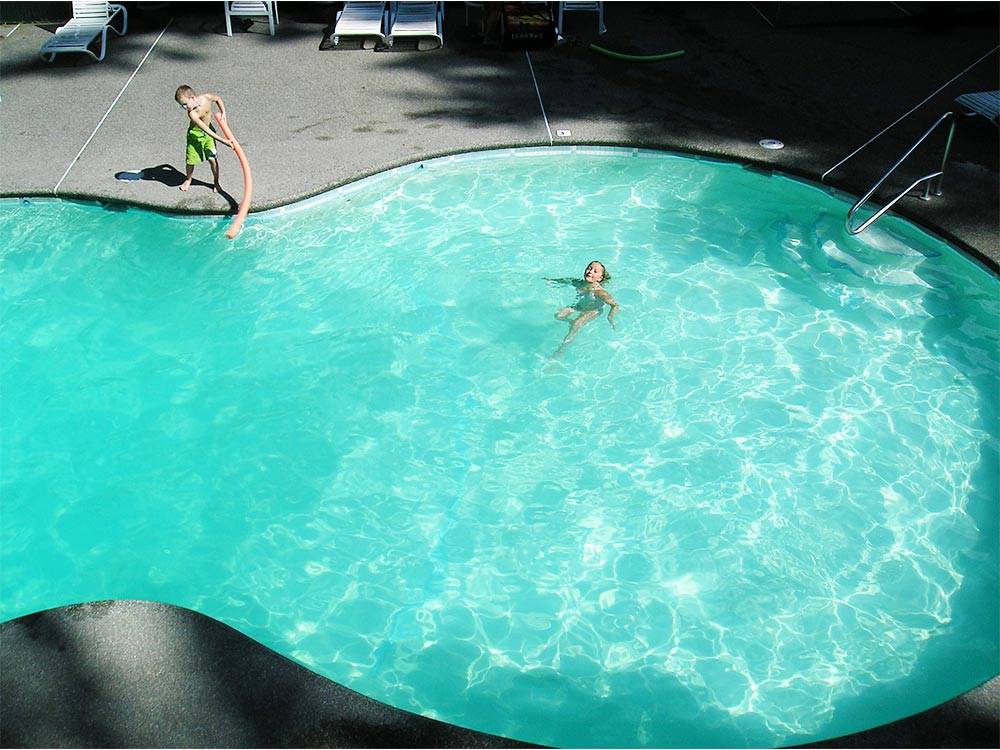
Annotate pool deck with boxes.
[1,1,998,747]
[1,2,998,264]
[2,600,997,748]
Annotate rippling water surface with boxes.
[2,149,997,747]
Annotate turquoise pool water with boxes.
[2,148,997,748]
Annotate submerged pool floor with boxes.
[1,149,997,748]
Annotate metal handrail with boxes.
[847,171,942,235]
[844,111,957,235]
[821,44,998,183]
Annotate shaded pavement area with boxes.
[1,2,998,748]
[1,2,998,263]
[1,601,535,748]
[1,600,997,748]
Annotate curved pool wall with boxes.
[2,146,997,748]
[5,144,997,275]
[259,146,1000,273]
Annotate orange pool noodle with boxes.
[215,113,252,240]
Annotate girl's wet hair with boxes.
[586,260,610,282]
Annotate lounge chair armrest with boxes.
[108,3,128,35]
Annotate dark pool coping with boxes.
[0,600,538,748]
[1,600,996,749]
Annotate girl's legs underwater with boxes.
[550,309,600,359]
[555,306,575,321]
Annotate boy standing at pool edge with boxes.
[174,85,232,192]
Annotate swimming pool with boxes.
[2,147,997,748]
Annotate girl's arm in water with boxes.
[545,277,583,287]
[595,286,619,328]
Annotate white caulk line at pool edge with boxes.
[525,51,554,146]
[53,18,173,196]
[1,23,22,39]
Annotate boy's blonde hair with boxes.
[174,85,195,102]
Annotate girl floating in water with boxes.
[547,260,619,359]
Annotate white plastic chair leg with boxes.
[94,28,107,60]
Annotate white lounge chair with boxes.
[327,1,389,49]
[954,91,999,126]
[557,1,606,36]
[387,1,443,50]
[39,1,128,62]
[224,1,279,36]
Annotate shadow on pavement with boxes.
[114,164,238,212]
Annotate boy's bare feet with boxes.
[179,180,191,191]
[213,182,221,193]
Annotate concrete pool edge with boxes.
[3,143,998,276]
[2,600,997,748]
[0,599,539,749]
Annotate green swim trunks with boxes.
[185,123,217,166]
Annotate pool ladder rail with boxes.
[823,110,957,235]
